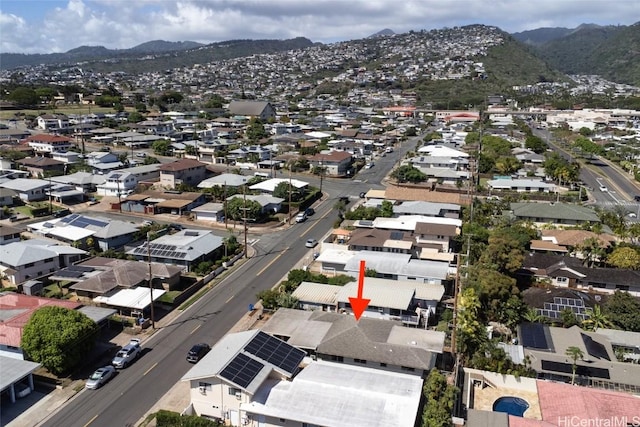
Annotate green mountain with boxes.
[515,23,640,86]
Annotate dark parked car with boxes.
[305,207,315,216]
[187,343,211,363]
[53,209,71,218]
[634,195,640,202]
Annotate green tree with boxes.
[565,346,584,385]
[422,370,457,427]
[390,165,427,183]
[560,308,581,328]
[152,140,171,156]
[204,94,226,109]
[607,246,640,269]
[158,91,183,105]
[128,111,145,123]
[582,305,614,332]
[525,135,547,153]
[380,200,393,217]
[245,118,268,142]
[456,288,486,358]
[604,291,640,331]
[21,306,99,375]
[8,87,39,107]
[226,197,261,221]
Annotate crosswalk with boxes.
[597,201,640,208]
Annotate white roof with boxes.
[0,178,50,192]
[242,360,423,427]
[128,229,223,261]
[197,173,248,188]
[305,131,333,139]
[372,215,462,231]
[0,239,87,267]
[343,251,450,281]
[249,178,308,192]
[417,145,469,157]
[93,287,166,310]
[488,179,555,189]
[292,282,342,305]
[315,249,356,264]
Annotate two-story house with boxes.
[35,114,69,132]
[17,157,65,178]
[96,171,137,197]
[158,159,207,189]
[0,225,21,245]
[0,178,50,202]
[24,134,73,154]
[308,151,353,177]
[181,329,423,427]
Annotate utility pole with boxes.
[116,178,122,213]
[224,181,228,228]
[288,164,292,225]
[319,156,324,197]
[146,232,155,329]
[48,175,52,215]
[241,186,249,259]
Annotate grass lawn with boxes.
[157,290,181,304]
[0,105,133,120]
[13,205,33,217]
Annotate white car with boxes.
[305,239,318,248]
[599,185,608,192]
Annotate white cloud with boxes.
[1,0,638,53]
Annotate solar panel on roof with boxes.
[243,331,305,374]
[219,353,264,389]
[68,265,94,272]
[520,323,550,350]
[581,333,610,361]
[541,360,610,379]
[60,213,80,223]
[54,270,84,278]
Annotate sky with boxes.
[1,0,638,54]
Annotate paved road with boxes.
[40,136,417,427]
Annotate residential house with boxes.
[393,200,461,218]
[46,182,85,204]
[226,194,284,215]
[68,258,182,300]
[197,173,249,189]
[126,229,223,271]
[308,151,353,177]
[510,202,600,226]
[28,214,138,250]
[0,239,87,285]
[0,128,30,144]
[263,308,444,372]
[35,114,69,132]
[249,178,308,195]
[0,178,50,202]
[0,225,21,245]
[519,252,640,296]
[488,178,556,193]
[121,190,206,215]
[24,134,73,154]
[51,172,106,193]
[96,171,137,197]
[228,100,276,121]
[414,221,460,253]
[191,202,225,222]
[518,323,640,392]
[348,228,414,255]
[51,151,81,164]
[291,277,444,326]
[0,293,80,360]
[0,188,17,207]
[17,157,66,178]
[158,158,207,189]
[181,329,423,427]
[85,151,123,174]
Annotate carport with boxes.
[0,356,41,403]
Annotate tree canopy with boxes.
[390,165,427,183]
[21,306,99,375]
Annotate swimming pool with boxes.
[493,396,529,417]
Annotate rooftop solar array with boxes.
[53,270,84,278]
[520,322,551,350]
[581,333,610,361]
[390,231,404,240]
[541,360,610,379]
[537,296,588,321]
[244,331,306,374]
[131,243,187,259]
[219,353,264,389]
[68,265,95,272]
[59,214,108,229]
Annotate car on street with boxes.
[187,343,211,363]
[295,212,307,223]
[599,185,608,192]
[86,365,116,389]
[305,238,318,248]
[305,207,315,216]
[634,195,640,202]
[53,209,71,218]
[112,338,142,369]
[135,152,147,158]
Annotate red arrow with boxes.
[349,260,370,321]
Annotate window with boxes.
[228,387,241,395]
[556,277,568,284]
[199,382,212,391]
[380,363,387,367]
[330,355,343,362]
[354,358,367,364]
[401,366,415,372]
[25,262,35,268]
[617,285,630,291]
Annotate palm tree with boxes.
[565,346,584,385]
[582,305,614,332]
[523,308,546,324]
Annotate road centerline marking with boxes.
[143,362,158,376]
[190,324,201,334]
[84,414,98,427]
[256,249,287,276]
